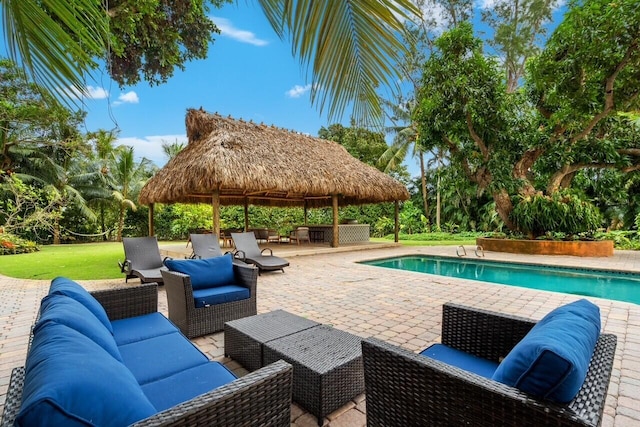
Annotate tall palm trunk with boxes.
[436,174,441,230]
[117,206,125,242]
[53,216,61,245]
[419,151,429,224]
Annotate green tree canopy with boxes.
[414,0,640,236]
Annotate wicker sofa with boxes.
[362,302,617,427]
[161,254,258,338]
[1,278,292,427]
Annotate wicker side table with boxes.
[263,325,364,425]
[224,309,320,372]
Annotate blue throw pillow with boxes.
[492,299,601,403]
[48,277,113,334]
[164,253,235,290]
[37,294,122,362]
[17,323,156,427]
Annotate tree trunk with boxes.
[436,174,441,230]
[53,216,60,245]
[492,188,516,231]
[117,206,125,242]
[419,152,428,222]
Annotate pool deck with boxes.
[1,245,640,426]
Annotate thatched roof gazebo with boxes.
[139,109,410,247]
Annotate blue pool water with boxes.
[360,255,640,305]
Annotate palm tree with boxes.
[378,98,429,219]
[108,146,153,241]
[88,129,119,240]
[162,140,186,161]
[1,0,418,125]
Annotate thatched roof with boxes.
[139,109,410,208]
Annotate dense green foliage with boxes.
[0,232,38,255]
[414,0,640,236]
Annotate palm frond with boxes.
[2,0,108,104]
[258,0,419,125]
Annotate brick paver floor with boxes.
[1,245,639,426]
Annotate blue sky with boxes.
[70,1,564,177]
[81,2,335,168]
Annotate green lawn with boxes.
[0,242,127,280]
[1,236,478,280]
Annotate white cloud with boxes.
[113,91,139,106]
[212,17,269,46]
[86,86,109,99]
[116,134,188,167]
[418,2,453,35]
[286,84,312,98]
[65,85,109,100]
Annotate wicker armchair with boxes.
[362,303,617,427]
[1,284,293,427]
[161,263,258,338]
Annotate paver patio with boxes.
[1,245,639,426]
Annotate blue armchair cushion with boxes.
[492,299,601,403]
[48,277,113,334]
[112,312,178,346]
[192,285,250,308]
[36,294,122,362]
[421,343,499,379]
[118,332,209,385]
[17,323,156,427]
[142,362,236,412]
[165,253,235,290]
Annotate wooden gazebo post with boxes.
[148,203,155,236]
[303,200,308,225]
[243,198,249,231]
[332,194,339,248]
[212,190,221,238]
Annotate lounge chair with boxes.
[362,301,617,427]
[119,236,169,283]
[231,232,289,274]
[189,233,224,259]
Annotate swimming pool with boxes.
[360,255,640,305]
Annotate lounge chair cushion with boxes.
[48,276,113,334]
[492,299,600,403]
[192,285,251,308]
[142,362,237,412]
[17,323,156,427]
[112,312,179,345]
[420,343,499,379]
[36,294,122,362]
[165,253,235,290]
[117,331,209,385]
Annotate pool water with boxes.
[360,255,640,305]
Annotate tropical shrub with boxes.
[510,192,603,238]
[0,232,39,255]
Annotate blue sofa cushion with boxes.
[192,285,250,308]
[17,323,156,427]
[421,343,499,379]
[112,312,178,346]
[37,294,122,362]
[492,299,601,403]
[142,362,237,412]
[48,277,113,334]
[118,331,209,385]
[165,254,235,290]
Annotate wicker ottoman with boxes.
[224,309,320,372]
[263,325,364,424]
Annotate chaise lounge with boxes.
[1,277,292,426]
[119,236,169,283]
[362,301,617,427]
[231,232,289,274]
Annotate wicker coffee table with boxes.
[224,309,320,372]
[263,324,364,424]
